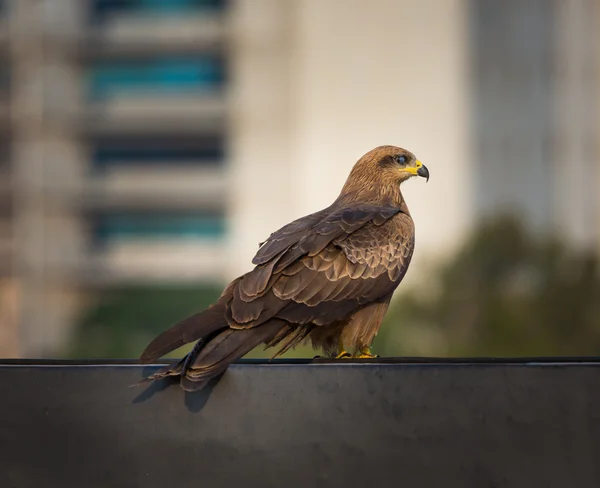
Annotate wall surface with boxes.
[1,359,600,487]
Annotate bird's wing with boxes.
[227,204,415,329]
[140,204,415,363]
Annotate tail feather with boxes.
[140,319,288,392]
[140,303,227,363]
[181,320,286,390]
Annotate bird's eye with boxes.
[395,155,407,165]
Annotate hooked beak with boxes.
[416,161,430,182]
[402,159,430,182]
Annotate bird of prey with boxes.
[139,145,429,391]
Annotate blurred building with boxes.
[5,0,232,355]
[0,0,597,357]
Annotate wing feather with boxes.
[225,203,414,331]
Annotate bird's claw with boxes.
[355,347,378,359]
[335,345,378,359]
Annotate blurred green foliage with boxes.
[70,216,600,359]
[374,216,600,357]
[68,284,223,358]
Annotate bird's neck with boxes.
[336,180,410,214]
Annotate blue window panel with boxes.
[90,0,227,23]
[91,136,225,169]
[87,57,225,100]
[137,0,226,12]
[93,213,226,244]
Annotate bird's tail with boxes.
[138,304,288,391]
[140,303,227,364]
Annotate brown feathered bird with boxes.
[139,145,429,391]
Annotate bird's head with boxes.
[362,145,429,184]
[340,145,429,205]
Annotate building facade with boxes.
[0,0,597,357]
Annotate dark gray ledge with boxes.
[1,358,600,488]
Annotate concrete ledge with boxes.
[1,358,600,487]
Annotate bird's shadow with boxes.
[132,366,223,413]
[132,376,173,403]
[184,376,221,413]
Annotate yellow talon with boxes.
[354,347,378,359]
[335,350,352,359]
[335,344,352,359]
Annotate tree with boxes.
[69,284,223,358]
[374,216,600,357]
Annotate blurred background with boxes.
[0,0,598,359]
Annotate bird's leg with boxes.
[354,346,379,359]
[335,342,352,359]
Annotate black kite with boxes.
[139,145,429,390]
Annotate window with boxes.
[87,56,225,100]
[90,135,225,169]
[92,211,226,245]
[90,0,227,23]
